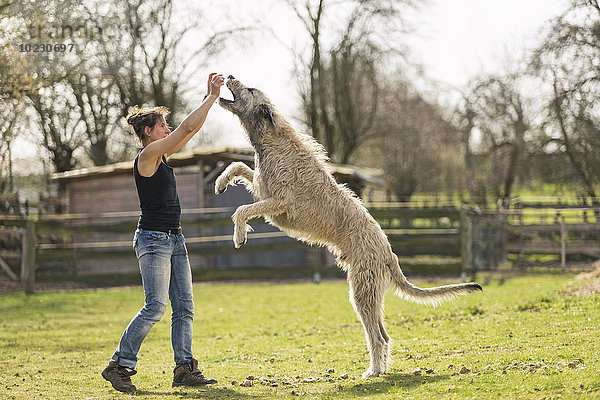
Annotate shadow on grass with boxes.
[325,372,450,397]
[134,386,262,399]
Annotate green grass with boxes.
[1,274,599,399]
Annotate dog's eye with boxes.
[247,88,255,94]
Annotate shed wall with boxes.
[53,167,313,276]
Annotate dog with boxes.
[216,76,482,378]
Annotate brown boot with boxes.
[101,361,137,393]
[172,358,217,387]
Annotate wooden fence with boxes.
[463,204,600,275]
[0,204,464,293]
[2,200,600,294]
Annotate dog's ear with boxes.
[257,103,276,128]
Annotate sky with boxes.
[13,0,570,164]
[413,0,567,88]
[201,0,569,147]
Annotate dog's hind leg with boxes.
[379,319,391,373]
[348,268,388,378]
[215,162,254,194]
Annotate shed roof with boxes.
[52,146,383,185]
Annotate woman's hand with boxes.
[140,72,225,165]
[207,73,225,98]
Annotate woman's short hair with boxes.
[126,105,170,145]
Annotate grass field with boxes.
[1,273,599,399]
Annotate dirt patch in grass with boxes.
[575,259,600,280]
[568,260,600,296]
[568,281,600,297]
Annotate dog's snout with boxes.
[228,75,235,80]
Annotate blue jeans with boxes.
[111,229,194,369]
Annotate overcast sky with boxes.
[14,0,570,163]
[413,0,567,87]
[201,0,568,147]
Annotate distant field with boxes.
[1,273,599,399]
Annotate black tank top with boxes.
[134,153,181,231]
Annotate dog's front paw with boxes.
[233,224,249,248]
[214,175,228,194]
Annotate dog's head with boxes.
[219,76,277,136]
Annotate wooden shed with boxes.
[50,147,382,277]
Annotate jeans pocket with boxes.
[147,231,169,241]
[138,230,169,242]
[136,230,170,259]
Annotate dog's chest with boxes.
[252,169,268,199]
[253,153,293,200]
[252,156,268,199]
[252,163,274,200]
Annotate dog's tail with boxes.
[388,257,482,307]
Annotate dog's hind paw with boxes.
[361,369,381,379]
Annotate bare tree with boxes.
[287,0,328,152]
[28,83,83,174]
[532,0,600,204]
[546,67,600,201]
[365,77,462,199]
[5,0,250,171]
[67,71,121,166]
[0,98,26,194]
[323,36,380,163]
[4,0,88,181]
[286,0,418,163]
[450,93,478,200]
[465,71,534,201]
[98,0,249,121]
[97,0,189,121]
[82,0,251,163]
[0,15,35,194]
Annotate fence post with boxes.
[499,207,509,268]
[460,207,472,283]
[560,215,566,272]
[20,219,36,294]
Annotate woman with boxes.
[102,73,225,394]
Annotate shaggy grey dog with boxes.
[217,76,482,378]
